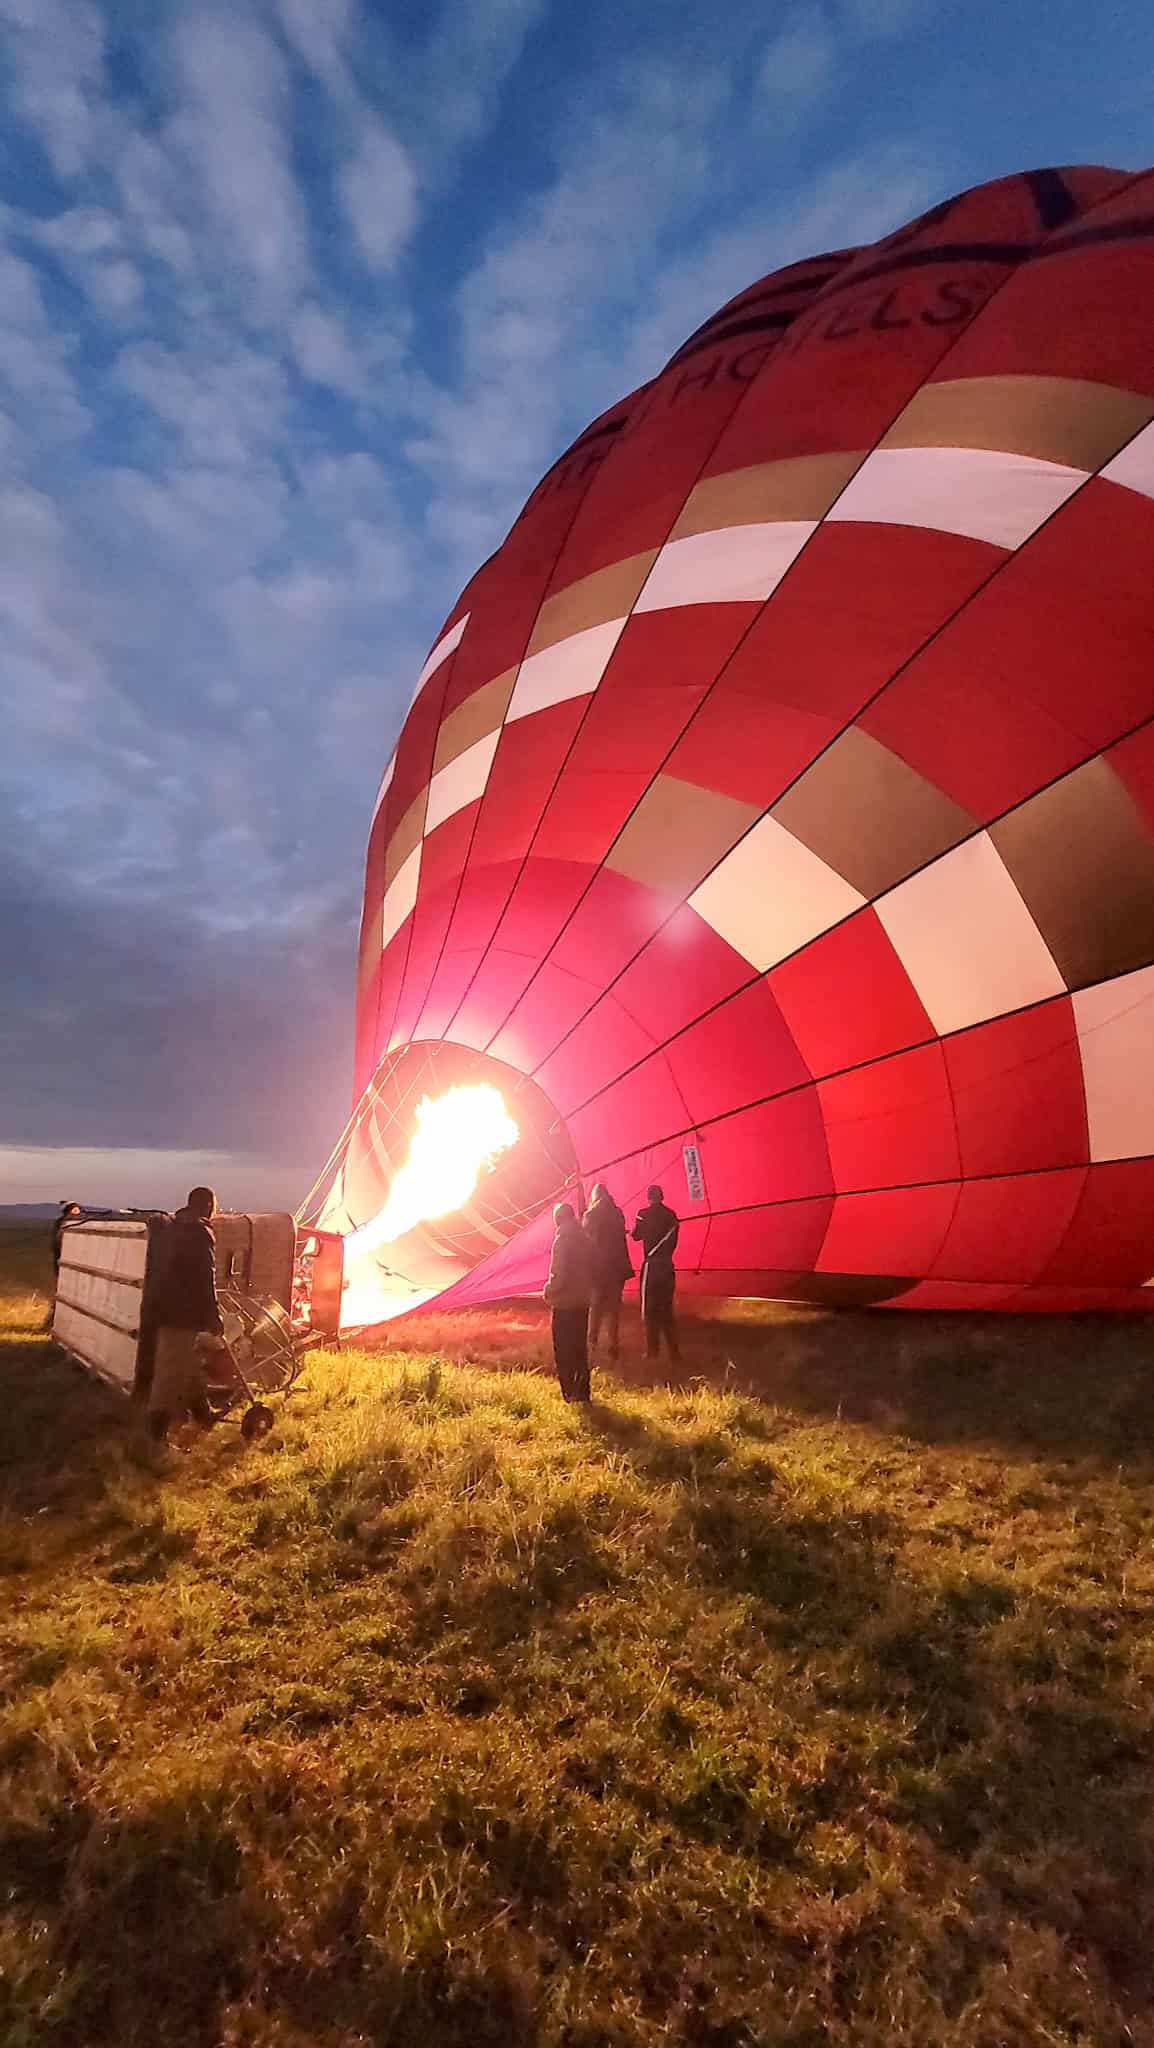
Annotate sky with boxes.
[1,0,1151,1214]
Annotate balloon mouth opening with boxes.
[316,1043,580,1327]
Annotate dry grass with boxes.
[3,1224,1154,2045]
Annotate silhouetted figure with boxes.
[45,1199,83,1331]
[51,1200,81,1276]
[147,1186,224,1443]
[582,1182,632,1362]
[544,1200,593,1402]
[632,1184,681,1362]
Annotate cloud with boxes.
[30,229,137,325]
[103,461,288,572]
[82,256,142,315]
[290,300,368,395]
[115,337,292,467]
[0,245,90,443]
[0,0,105,177]
[274,0,356,91]
[337,120,418,271]
[759,5,836,106]
[417,0,547,154]
[32,203,120,256]
[25,204,141,317]
[110,130,199,279]
[0,0,955,1203]
[406,47,944,572]
[0,825,352,1179]
[405,54,738,538]
[0,1144,310,1212]
[169,10,308,308]
[271,0,420,277]
[623,141,943,382]
[757,0,943,121]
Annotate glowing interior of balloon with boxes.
[339,1085,520,1326]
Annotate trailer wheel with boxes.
[241,1403,274,1441]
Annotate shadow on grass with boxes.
[583,1397,898,1649]
[578,1390,1154,1991]
[1,1776,548,2048]
[612,1304,1154,1468]
[387,1286,1154,1469]
[0,1795,268,2048]
[269,1943,540,2048]
[0,1227,143,1526]
[404,1498,620,1652]
[0,1332,137,1524]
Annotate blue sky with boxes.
[1,0,1151,1210]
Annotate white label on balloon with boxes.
[683,1144,705,1204]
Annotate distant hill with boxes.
[0,1205,59,1223]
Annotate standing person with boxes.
[632,1184,681,1363]
[582,1183,632,1362]
[544,1201,593,1403]
[51,1200,81,1278]
[46,1200,82,1330]
[148,1186,228,1444]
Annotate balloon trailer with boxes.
[52,1212,345,1440]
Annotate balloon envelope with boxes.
[319,165,1154,1315]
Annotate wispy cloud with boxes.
[169,10,308,308]
[758,0,946,119]
[274,0,355,91]
[338,120,418,270]
[0,1145,307,1210]
[622,140,940,383]
[0,0,106,177]
[405,56,737,528]
[0,243,90,441]
[416,0,548,154]
[5,0,1060,1189]
[759,5,837,107]
[406,46,941,560]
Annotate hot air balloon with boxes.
[307,165,1154,1322]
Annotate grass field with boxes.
[3,1225,1154,2046]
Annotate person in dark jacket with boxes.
[45,1199,82,1330]
[148,1186,226,1442]
[51,1201,81,1276]
[632,1184,681,1362]
[582,1183,632,1362]
[544,1201,594,1402]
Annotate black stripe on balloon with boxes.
[565,416,630,453]
[1025,167,1079,231]
[698,252,857,319]
[667,309,801,364]
[713,269,843,311]
[536,414,632,483]
[819,240,1035,293]
[670,267,848,353]
[1032,214,1154,257]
